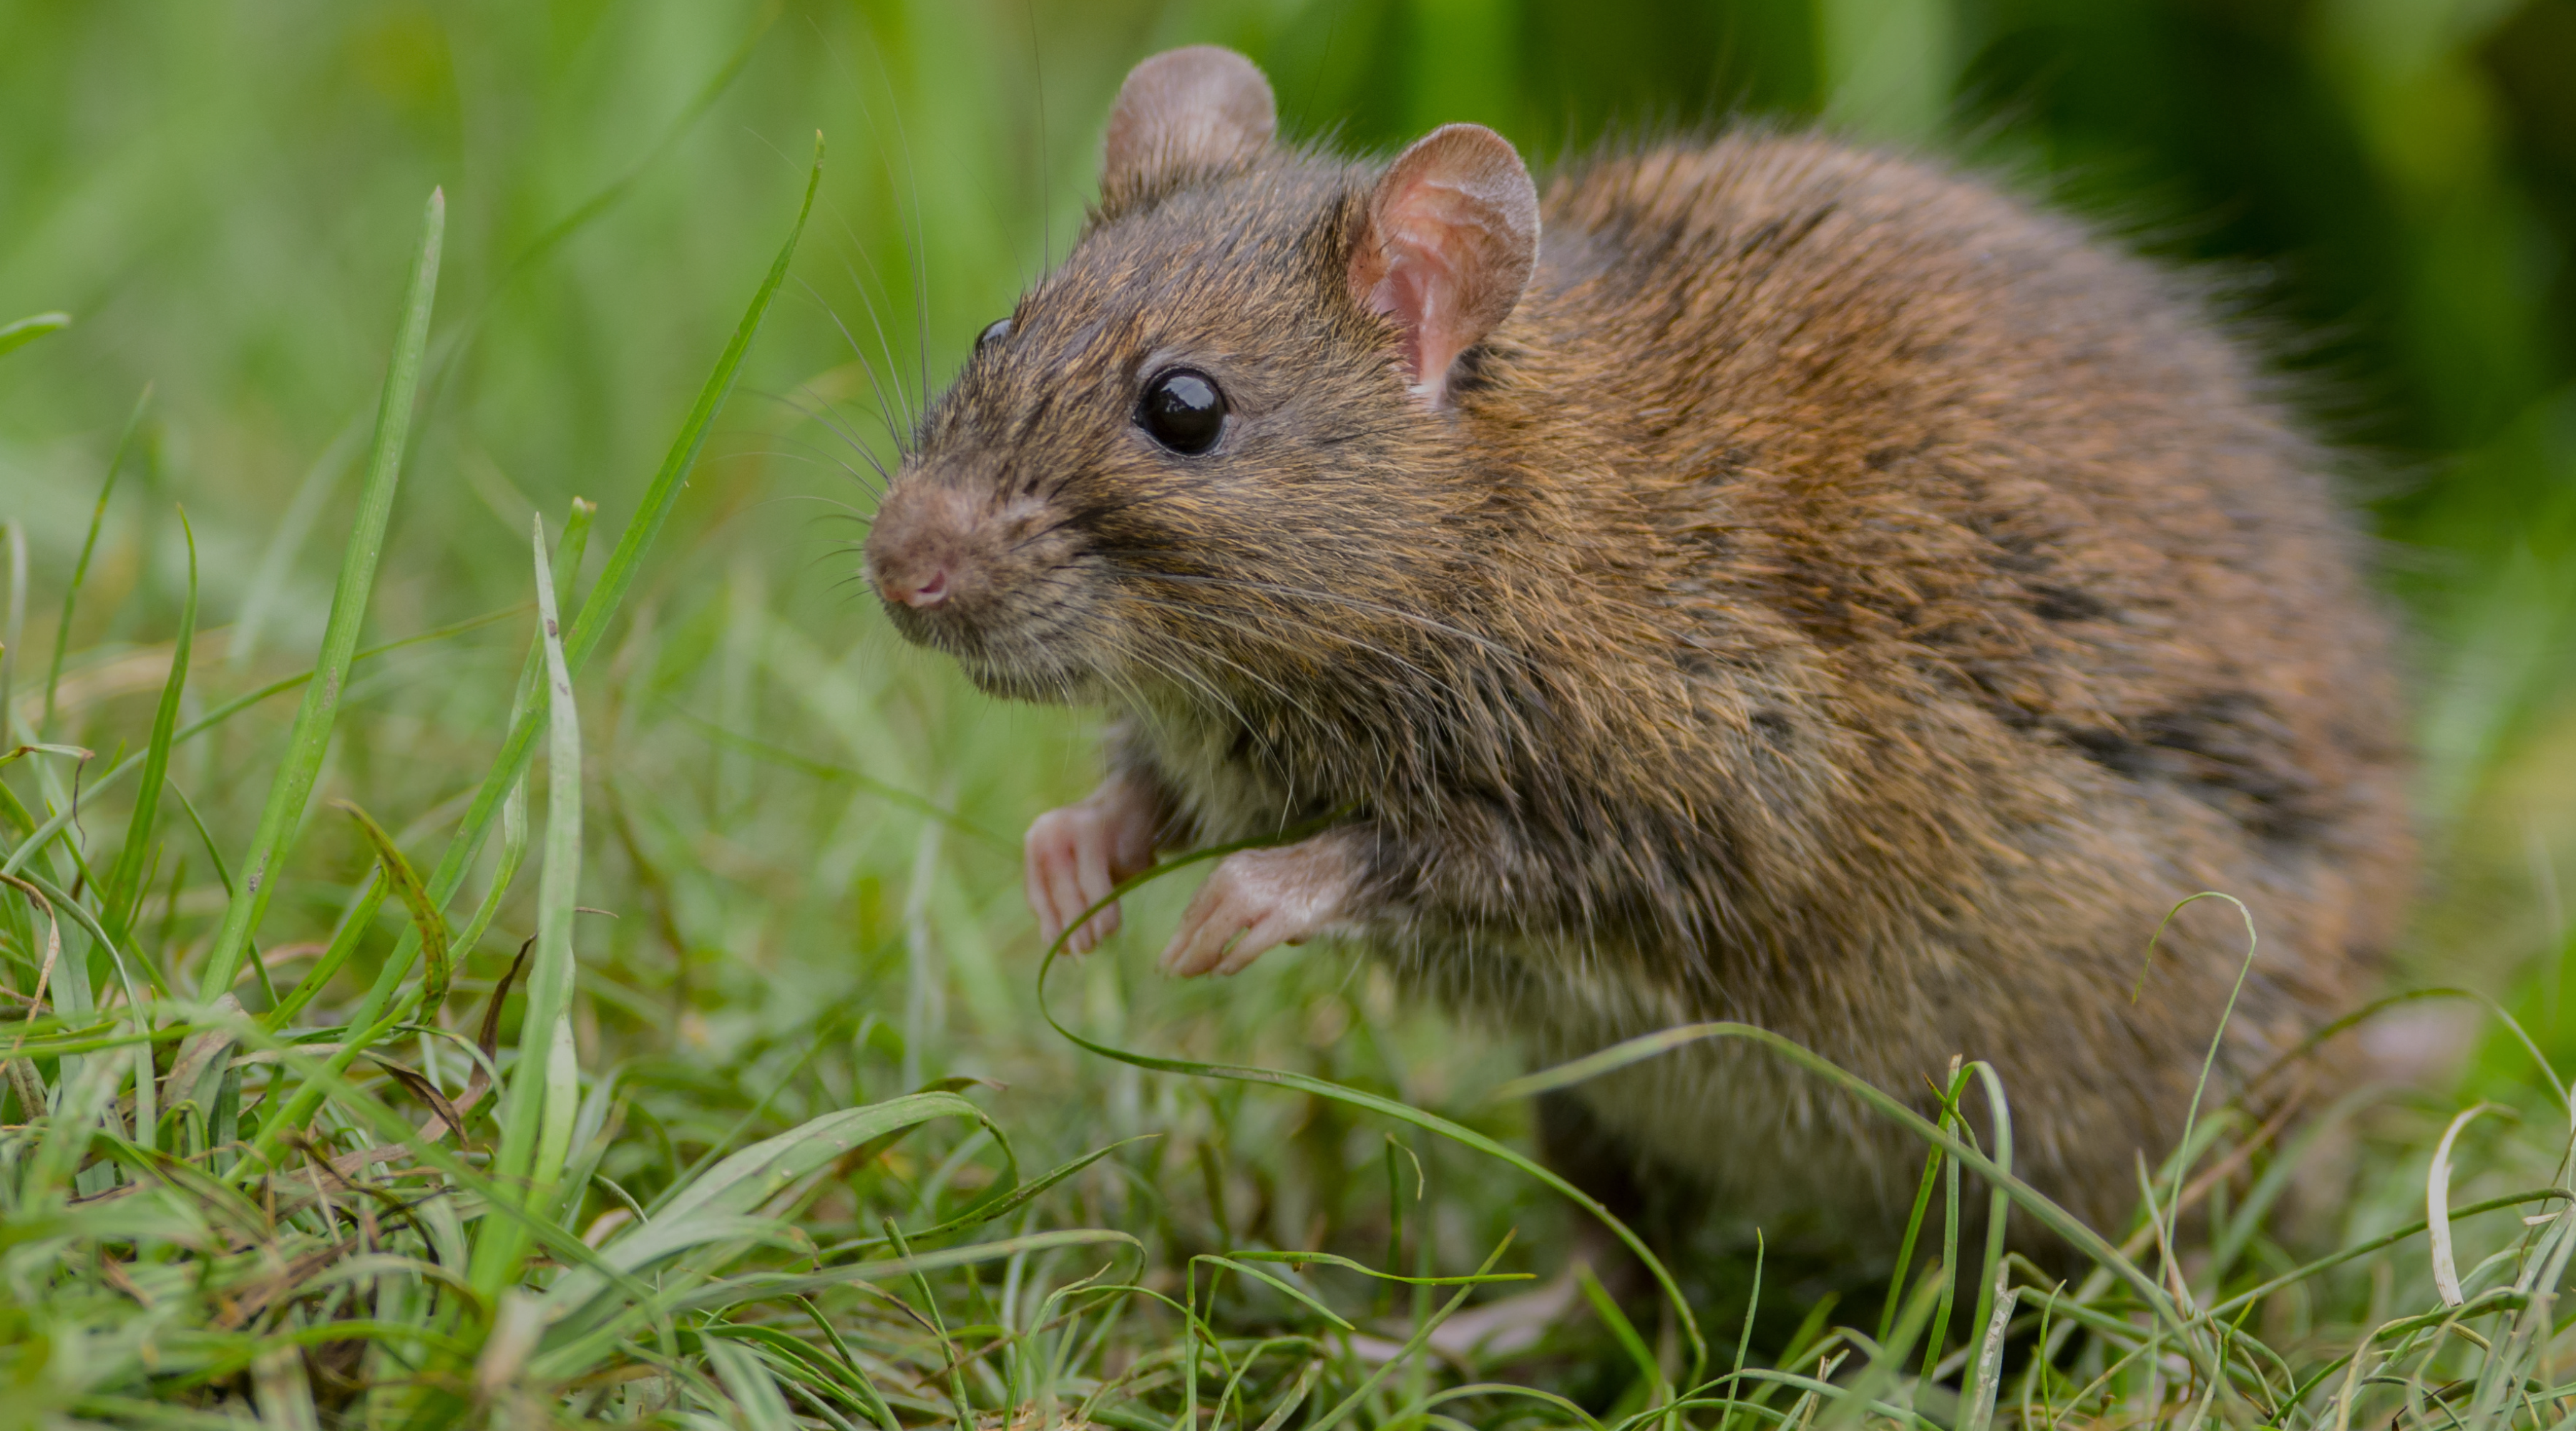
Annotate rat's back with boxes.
[1472,133,2414,1231]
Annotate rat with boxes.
[860,45,2414,1245]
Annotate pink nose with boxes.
[879,564,951,608]
[866,482,987,613]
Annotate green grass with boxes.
[4,1,2576,1427]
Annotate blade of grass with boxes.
[1881,1141,1943,1347]
[2431,1103,2504,1307]
[560,135,819,683]
[1961,1281,2023,1431]
[1957,1060,2016,1406]
[1234,1249,1523,1286]
[706,1337,799,1431]
[1819,1261,1948,1431]
[0,311,70,357]
[228,411,366,671]
[39,383,150,732]
[101,505,194,942]
[1717,1232,1763,1431]
[197,187,444,1001]
[333,798,452,1014]
[1579,1261,1665,1407]
[468,519,584,1300]
[1,519,23,743]
[1199,1256,1355,1332]
[1923,1062,1967,1383]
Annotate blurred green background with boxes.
[3,0,2574,1244]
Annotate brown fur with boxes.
[865,114,2413,1236]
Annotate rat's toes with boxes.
[1213,918,1289,976]
[1159,892,1246,977]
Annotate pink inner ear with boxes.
[1352,125,1538,409]
[1367,236,1457,382]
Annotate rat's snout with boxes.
[865,482,985,613]
[863,474,1084,693]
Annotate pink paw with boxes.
[1025,776,1159,954]
[1160,835,1355,977]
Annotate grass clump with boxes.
[6,4,2576,1428]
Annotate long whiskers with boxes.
[766,388,894,481]
[1127,569,1521,663]
[791,276,914,456]
[1118,591,1438,694]
[745,415,891,497]
[1118,642,1263,741]
[1116,599,1323,709]
[811,11,929,441]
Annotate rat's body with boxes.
[865,49,2412,1237]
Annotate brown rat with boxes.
[862,46,2414,1240]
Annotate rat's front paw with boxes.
[1161,835,1356,977]
[1025,776,1161,954]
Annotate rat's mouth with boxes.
[888,611,1102,706]
[960,659,1088,704]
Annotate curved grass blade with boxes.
[705,1338,799,1431]
[1229,1249,1526,1286]
[1380,1382,1607,1431]
[0,311,70,357]
[659,1229,1142,1313]
[1199,1256,1356,1332]
[197,188,444,1001]
[1957,1060,2016,1402]
[658,1091,997,1228]
[2429,1103,2505,1307]
[332,798,451,1013]
[533,1093,1004,1349]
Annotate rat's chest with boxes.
[1125,704,1312,842]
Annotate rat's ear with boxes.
[1101,47,1277,209]
[1348,124,1539,409]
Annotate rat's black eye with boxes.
[1138,368,1226,455]
[976,318,1012,351]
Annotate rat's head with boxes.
[863,47,1540,705]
